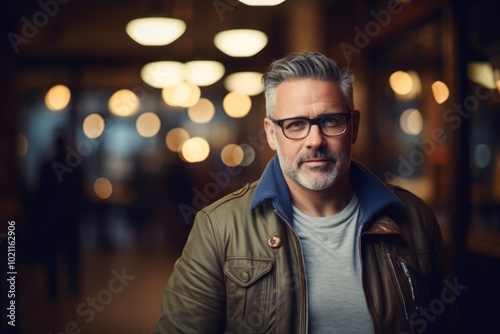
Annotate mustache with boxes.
[297,150,336,165]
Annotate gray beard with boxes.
[275,141,349,191]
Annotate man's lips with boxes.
[301,158,332,166]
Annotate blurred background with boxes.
[0,0,499,333]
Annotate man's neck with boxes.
[285,173,353,217]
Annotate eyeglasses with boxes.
[271,113,353,140]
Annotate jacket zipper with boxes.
[274,210,308,334]
[386,252,409,320]
[401,261,418,312]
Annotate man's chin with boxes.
[296,175,335,191]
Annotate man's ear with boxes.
[264,118,277,151]
[351,109,360,145]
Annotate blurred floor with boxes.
[12,204,500,334]
[15,206,184,334]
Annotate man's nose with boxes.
[304,124,326,148]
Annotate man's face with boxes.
[264,79,360,191]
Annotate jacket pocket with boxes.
[224,258,273,333]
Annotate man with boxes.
[155,52,458,333]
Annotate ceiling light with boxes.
[239,0,286,5]
[141,61,184,88]
[224,71,264,96]
[214,29,268,57]
[185,61,225,86]
[126,17,186,46]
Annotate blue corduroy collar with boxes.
[250,155,405,225]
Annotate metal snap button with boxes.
[268,235,282,248]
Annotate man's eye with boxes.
[322,117,340,126]
[285,120,307,129]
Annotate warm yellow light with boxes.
[239,0,286,5]
[467,62,496,89]
[141,61,184,88]
[389,71,413,95]
[431,81,450,104]
[45,84,71,111]
[224,72,264,96]
[161,87,177,106]
[214,29,268,57]
[166,128,190,152]
[94,177,113,199]
[180,137,210,163]
[221,144,244,167]
[185,61,225,86]
[82,114,105,139]
[16,133,28,157]
[172,82,201,108]
[108,89,140,117]
[496,80,500,93]
[188,98,215,123]
[136,112,161,137]
[399,108,423,135]
[223,92,252,118]
[126,17,186,46]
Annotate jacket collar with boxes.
[250,155,405,226]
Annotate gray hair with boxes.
[262,52,354,118]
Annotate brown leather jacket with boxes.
[155,158,459,333]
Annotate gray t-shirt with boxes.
[292,194,374,333]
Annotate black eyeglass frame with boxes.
[270,112,353,140]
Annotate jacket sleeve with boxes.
[155,210,226,334]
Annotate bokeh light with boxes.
[94,177,113,199]
[239,0,286,5]
[165,128,190,152]
[180,137,210,163]
[214,29,268,57]
[161,87,177,107]
[126,17,186,46]
[467,62,496,89]
[172,82,201,108]
[399,108,423,135]
[141,61,184,88]
[45,84,71,111]
[136,112,161,137]
[184,61,225,86]
[188,98,215,123]
[431,81,450,104]
[108,89,140,117]
[223,92,252,118]
[221,144,244,166]
[224,72,264,96]
[83,113,105,139]
[389,71,413,95]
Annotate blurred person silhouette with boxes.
[155,52,460,333]
[36,135,84,299]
